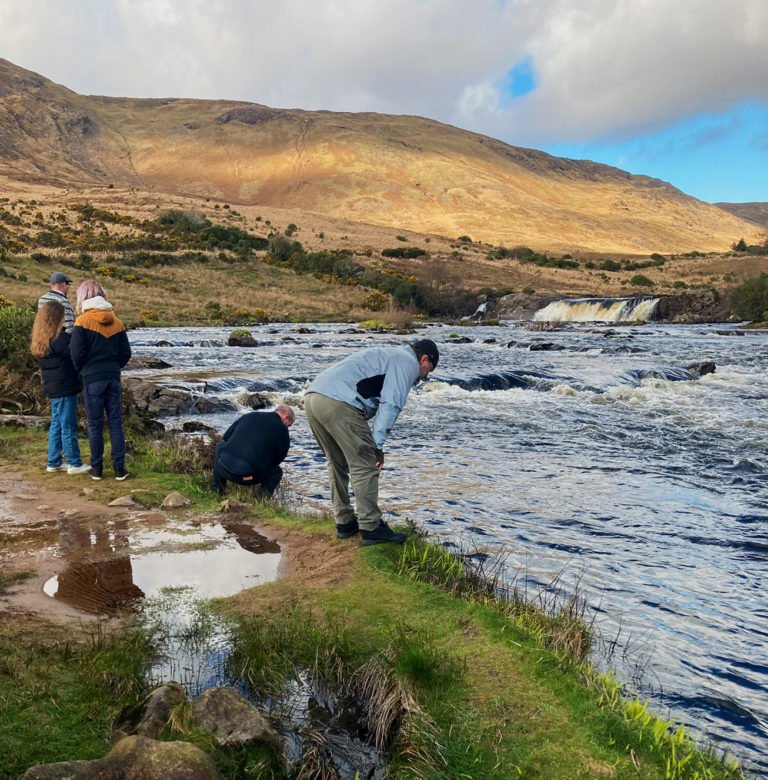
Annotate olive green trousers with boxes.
[304,392,382,530]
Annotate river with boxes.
[129,320,768,776]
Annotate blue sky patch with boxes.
[505,56,536,100]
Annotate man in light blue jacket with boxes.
[304,339,439,545]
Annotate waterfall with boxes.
[534,296,660,323]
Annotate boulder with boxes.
[21,735,221,780]
[125,356,172,370]
[182,421,218,434]
[192,687,280,749]
[235,392,268,410]
[109,496,138,507]
[161,491,191,509]
[117,683,186,739]
[227,331,258,347]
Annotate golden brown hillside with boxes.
[0,58,762,255]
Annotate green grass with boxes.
[0,618,154,779]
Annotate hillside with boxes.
[715,202,768,229]
[0,58,762,255]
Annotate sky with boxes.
[0,0,766,204]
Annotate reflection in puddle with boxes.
[143,589,237,698]
[44,521,281,615]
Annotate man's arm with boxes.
[371,354,418,448]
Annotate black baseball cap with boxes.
[412,338,439,368]
[50,271,72,284]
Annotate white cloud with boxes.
[0,0,766,146]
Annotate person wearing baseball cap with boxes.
[304,338,439,545]
[37,271,76,332]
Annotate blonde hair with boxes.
[30,301,65,357]
[75,279,106,313]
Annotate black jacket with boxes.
[37,330,82,399]
[70,303,131,385]
[216,411,290,476]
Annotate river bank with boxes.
[0,423,749,779]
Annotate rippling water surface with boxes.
[130,321,768,775]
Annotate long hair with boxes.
[30,301,65,357]
[75,279,106,313]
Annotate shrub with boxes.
[381,247,427,259]
[268,235,302,262]
[362,291,389,311]
[629,274,654,287]
[731,273,768,321]
[599,259,622,272]
[0,304,36,374]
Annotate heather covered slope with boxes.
[0,58,762,255]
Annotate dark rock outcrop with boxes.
[654,290,734,323]
[123,378,236,417]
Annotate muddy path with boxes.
[0,469,356,621]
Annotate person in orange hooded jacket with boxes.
[70,280,132,481]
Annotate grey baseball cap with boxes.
[50,271,73,284]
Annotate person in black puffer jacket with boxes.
[70,280,132,482]
[30,301,90,475]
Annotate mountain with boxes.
[714,202,768,229]
[0,58,762,254]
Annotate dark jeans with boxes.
[211,442,283,496]
[83,379,126,473]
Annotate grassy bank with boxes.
[0,425,748,778]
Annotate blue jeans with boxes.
[83,379,126,473]
[47,394,82,468]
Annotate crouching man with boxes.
[211,404,295,496]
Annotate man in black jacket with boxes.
[211,405,295,496]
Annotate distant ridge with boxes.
[0,57,762,254]
[714,202,768,229]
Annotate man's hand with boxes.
[374,448,384,470]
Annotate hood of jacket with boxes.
[80,295,113,313]
[75,298,124,337]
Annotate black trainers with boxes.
[114,468,130,481]
[360,521,407,546]
[91,468,103,481]
[336,516,359,539]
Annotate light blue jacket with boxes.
[307,345,421,447]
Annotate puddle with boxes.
[43,521,281,615]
